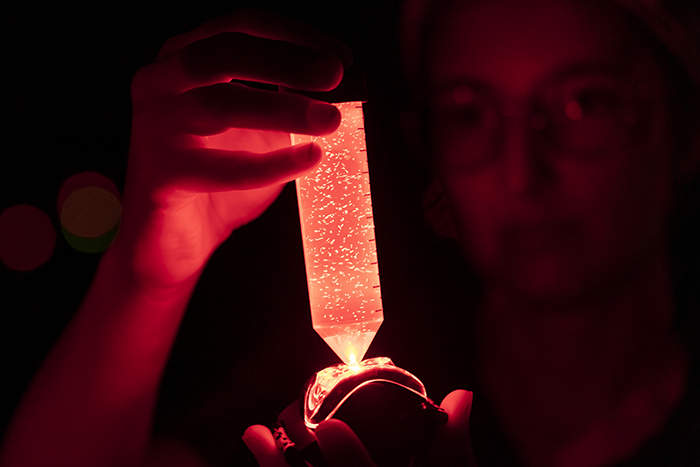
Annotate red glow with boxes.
[303,357,426,428]
[0,205,56,271]
[294,102,383,365]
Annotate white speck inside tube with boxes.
[293,102,383,365]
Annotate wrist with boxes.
[95,236,203,308]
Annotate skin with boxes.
[0,9,476,467]
[0,11,347,467]
[427,0,688,466]
[1,2,691,467]
[428,0,673,307]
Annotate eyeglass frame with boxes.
[423,62,666,172]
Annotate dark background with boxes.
[4,2,699,465]
[0,1,475,465]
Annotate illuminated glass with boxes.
[293,102,383,365]
[303,357,427,429]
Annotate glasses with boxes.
[427,71,656,170]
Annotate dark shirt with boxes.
[468,354,700,467]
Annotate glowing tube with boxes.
[293,102,383,365]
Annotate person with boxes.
[397,1,700,466]
[1,1,699,467]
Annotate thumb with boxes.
[430,389,477,467]
[242,425,289,467]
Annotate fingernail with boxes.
[307,103,340,130]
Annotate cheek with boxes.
[557,146,671,265]
[439,145,671,280]
[440,171,504,262]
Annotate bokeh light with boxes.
[0,205,56,271]
[57,172,122,253]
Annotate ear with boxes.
[422,178,459,239]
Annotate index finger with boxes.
[132,9,350,104]
[178,32,344,91]
[157,8,353,67]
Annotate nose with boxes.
[498,111,554,196]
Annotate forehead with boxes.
[427,0,641,95]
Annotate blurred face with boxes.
[426,0,673,306]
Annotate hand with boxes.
[118,9,351,289]
[243,420,374,467]
[429,390,477,467]
[242,390,476,467]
